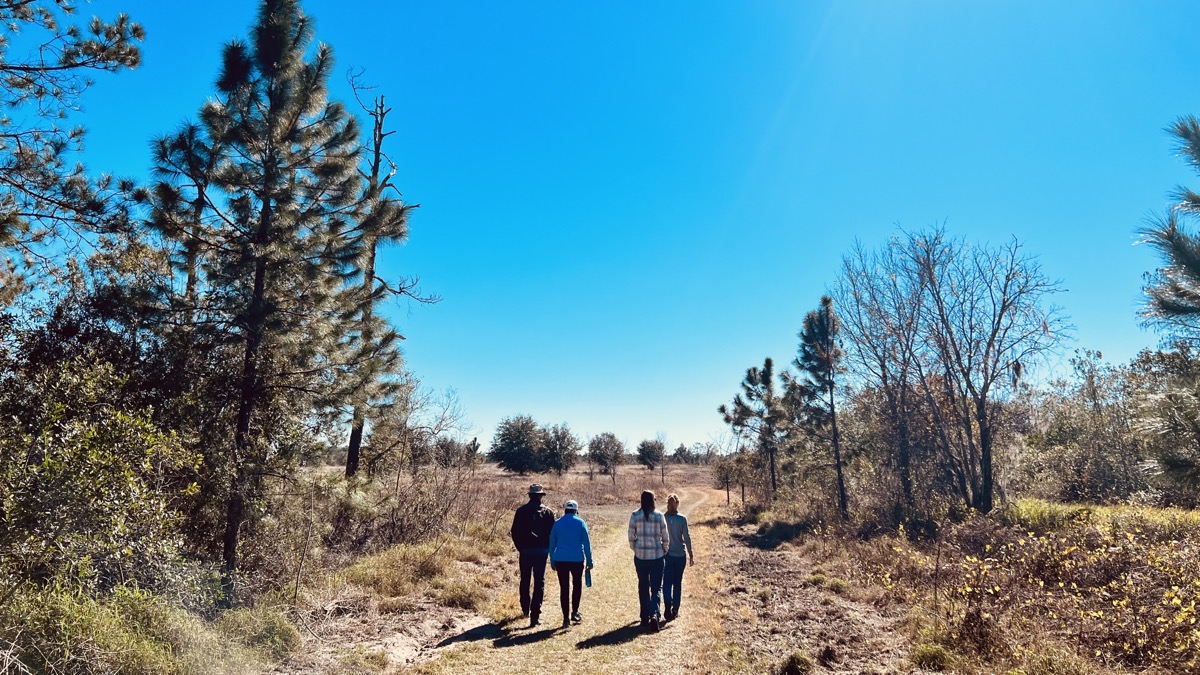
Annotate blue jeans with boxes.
[518,550,548,617]
[633,556,665,621]
[663,554,687,611]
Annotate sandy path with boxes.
[417,486,720,675]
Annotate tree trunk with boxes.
[829,389,848,521]
[976,399,994,513]
[766,442,777,497]
[223,199,271,606]
[345,414,364,477]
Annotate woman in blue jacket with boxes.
[548,499,593,629]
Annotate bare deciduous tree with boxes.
[909,228,1068,513]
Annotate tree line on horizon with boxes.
[484,414,714,481]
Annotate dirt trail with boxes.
[414,487,717,675]
[276,484,920,674]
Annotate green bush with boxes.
[910,643,952,671]
[215,603,301,659]
[0,359,197,591]
[775,650,815,675]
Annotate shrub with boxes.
[775,650,815,675]
[0,359,197,592]
[214,603,301,659]
[910,643,951,670]
[0,583,260,675]
[436,577,486,609]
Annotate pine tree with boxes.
[0,1,144,303]
[720,357,788,497]
[343,91,421,478]
[785,296,848,520]
[147,0,363,602]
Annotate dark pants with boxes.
[554,561,584,619]
[633,556,665,621]
[664,554,687,611]
[518,550,548,617]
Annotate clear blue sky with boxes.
[74,0,1200,450]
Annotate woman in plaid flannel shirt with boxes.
[628,490,669,631]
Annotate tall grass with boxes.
[0,583,277,674]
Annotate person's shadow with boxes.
[436,616,560,649]
[575,621,645,649]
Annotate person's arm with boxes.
[627,513,637,551]
[548,522,559,569]
[510,509,521,549]
[682,517,694,563]
[583,522,593,568]
[658,512,670,555]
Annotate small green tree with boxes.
[541,423,580,475]
[636,439,666,471]
[720,357,788,498]
[489,415,544,475]
[0,356,196,590]
[588,432,624,483]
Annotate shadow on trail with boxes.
[436,622,505,648]
[492,624,560,648]
[574,621,644,650]
[437,616,560,649]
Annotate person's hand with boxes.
[586,563,593,570]
[688,556,695,567]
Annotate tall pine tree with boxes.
[146,0,362,602]
[785,296,848,520]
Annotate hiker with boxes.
[510,483,555,627]
[662,493,695,621]
[628,489,669,631]
[548,499,593,629]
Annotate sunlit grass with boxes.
[840,498,1200,672]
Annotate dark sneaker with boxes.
[529,616,540,628]
[650,616,662,632]
[571,611,582,623]
[522,609,530,618]
[561,618,571,628]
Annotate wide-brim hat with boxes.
[528,484,547,495]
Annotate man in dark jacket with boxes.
[510,483,555,627]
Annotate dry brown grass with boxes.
[818,498,1200,673]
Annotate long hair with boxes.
[640,490,656,520]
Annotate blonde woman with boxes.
[662,493,694,621]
